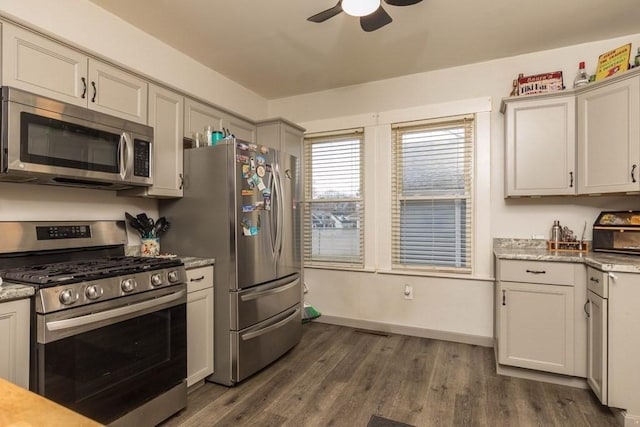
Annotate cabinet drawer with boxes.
[586,266,608,298]
[186,266,214,293]
[499,260,574,285]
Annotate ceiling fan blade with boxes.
[360,6,392,32]
[307,1,344,23]
[384,0,423,5]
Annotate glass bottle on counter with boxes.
[635,48,640,68]
[573,62,589,88]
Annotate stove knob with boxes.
[168,271,180,283]
[121,278,137,293]
[59,289,79,305]
[151,273,163,287]
[85,284,103,300]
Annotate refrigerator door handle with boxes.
[240,276,300,301]
[274,164,285,259]
[241,307,300,341]
[268,166,277,257]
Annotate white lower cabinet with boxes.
[586,268,640,419]
[495,259,586,377]
[498,281,575,374]
[586,289,607,404]
[186,266,214,387]
[0,298,30,389]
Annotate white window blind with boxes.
[303,129,364,267]
[391,115,474,273]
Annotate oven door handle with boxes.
[45,290,186,335]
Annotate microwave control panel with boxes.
[133,139,151,178]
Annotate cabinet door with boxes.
[498,281,574,375]
[504,95,576,196]
[184,98,225,139]
[87,60,148,124]
[2,24,87,106]
[256,120,304,157]
[146,85,184,197]
[586,290,607,404]
[0,299,30,389]
[225,115,256,143]
[187,287,214,387]
[577,77,640,193]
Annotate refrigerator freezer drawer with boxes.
[231,273,301,330]
[231,305,302,383]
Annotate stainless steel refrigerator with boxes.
[160,139,302,386]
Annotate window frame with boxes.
[302,128,365,268]
[390,115,474,274]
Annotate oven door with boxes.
[33,286,186,425]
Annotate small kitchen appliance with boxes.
[593,210,640,255]
[0,86,153,190]
[0,220,187,427]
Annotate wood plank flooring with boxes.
[160,322,617,427]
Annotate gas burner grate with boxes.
[0,256,183,286]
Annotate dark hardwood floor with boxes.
[161,322,617,427]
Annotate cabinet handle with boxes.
[632,164,638,183]
[179,173,184,190]
[584,300,590,318]
[525,269,546,274]
[190,275,205,282]
[589,277,599,284]
[81,77,87,99]
[569,171,574,188]
[91,81,97,103]
[502,289,506,306]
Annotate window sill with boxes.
[304,264,375,273]
[377,269,494,282]
[303,265,495,282]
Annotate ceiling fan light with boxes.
[342,0,380,17]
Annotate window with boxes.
[303,129,364,267]
[391,115,474,273]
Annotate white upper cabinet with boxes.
[184,97,256,143]
[503,94,576,196]
[577,74,640,194]
[2,24,148,124]
[87,60,148,124]
[256,119,305,158]
[120,84,184,198]
[183,98,225,139]
[226,115,255,143]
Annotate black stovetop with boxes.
[0,256,182,287]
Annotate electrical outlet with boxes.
[403,284,413,300]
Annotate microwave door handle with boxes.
[118,133,126,179]
[122,132,133,180]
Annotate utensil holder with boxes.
[141,238,160,257]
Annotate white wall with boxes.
[269,33,640,341]
[0,0,270,246]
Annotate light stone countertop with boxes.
[180,257,215,269]
[0,283,35,302]
[494,239,640,273]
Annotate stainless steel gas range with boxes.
[0,220,187,427]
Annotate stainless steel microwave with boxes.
[0,86,153,190]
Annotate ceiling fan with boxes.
[308,0,423,32]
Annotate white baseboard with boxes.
[312,315,493,348]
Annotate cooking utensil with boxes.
[125,212,145,237]
[158,219,171,237]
